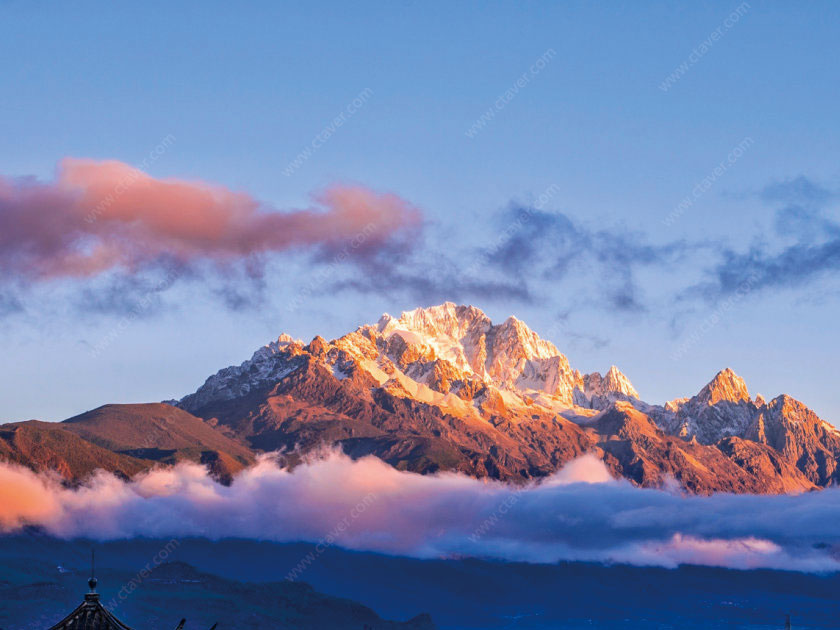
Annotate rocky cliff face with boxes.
[660,369,759,444]
[745,395,840,486]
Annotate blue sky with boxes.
[1,1,839,423]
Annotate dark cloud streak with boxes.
[697,176,840,300]
[489,206,698,313]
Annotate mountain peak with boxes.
[697,368,750,405]
[491,314,560,360]
[375,303,567,389]
[604,365,640,398]
[581,365,639,402]
[378,302,491,340]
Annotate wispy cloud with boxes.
[322,200,706,317]
[760,175,835,206]
[333,249,534,306]
[4,164,839,323]
[694,176,840,300]
[488,206,697,312]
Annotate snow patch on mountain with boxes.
[372,303,639,410]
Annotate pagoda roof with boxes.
[48,572,202,630]
[47,591,135,630]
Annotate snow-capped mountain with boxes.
[180,302,638,420]
[167,303,840,494]
[4,302,833,494]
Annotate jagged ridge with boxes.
[168,303,838,494]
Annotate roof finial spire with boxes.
[88,548,97,593]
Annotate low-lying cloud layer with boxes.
[2,452,839,573]
[0,159,420,280]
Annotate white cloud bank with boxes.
[1,452,839,573]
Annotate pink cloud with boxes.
[0,463,61,529]
[3,451,840,572]
[542,453,614,485]
[0,158,422,280]
[625,534,786,570]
